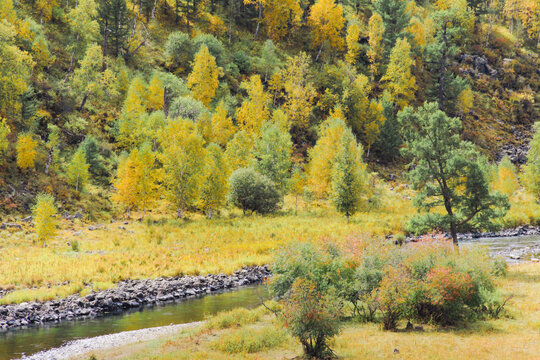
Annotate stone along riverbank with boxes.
[0,266,271,331]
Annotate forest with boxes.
[0,0,539,359]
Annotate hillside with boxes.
[0,0,539,218]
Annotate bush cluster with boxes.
[270,235,508,358]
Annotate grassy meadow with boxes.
[75,261,540,360]
[1,185,540,305]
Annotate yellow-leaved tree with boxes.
[225,130,255,171]
[66,147,90,192]
[35,0,59,24]
[367,13,385,78]
[457,88,473,119]
[160,118,207,218]
[345,23,361,64]
[308,0,345,61]
[146,73,165,112]
[262,0,302,41]
[118,76,148,147]
[33,193,57,246]
[209,101,236,147]
[200,143,230,218]
[236,75,271,135]
[381,38,416,109]
[307,117,347,199]
[0,117,11,161]
[112,149,142,217]
[136,143,160,218]
[16,133,38,170]
[187,45,222,107]
[492,156,520,198]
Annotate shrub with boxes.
[205,307,266,330]
[165,31,193,71]
[282,279,341,359]
[33,193,57,246]
[376,266,412,330]
[228,168,282,214]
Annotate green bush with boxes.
[282,278,341,359]
[228,168,282,214]
[205,307,266,330]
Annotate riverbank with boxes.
[21,322,203,360]
[73,261,540,360]
[0,266,270,331]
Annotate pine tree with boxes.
[308,0,346,61]
[16,133,38,170]
[236,75,271,135]
[33,193,57,246]
[200,143,230,218]
[67,147,90,192]
[372,97,402,162]
[254,123,293,192]
[97,0,129,58]
[381,38,417,109]
[331,129,367,221]
[188,45,222,107]
[399,102,509,244]
[373,0,410,57]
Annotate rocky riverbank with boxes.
[0,266,270,331]
[459,225,540,240]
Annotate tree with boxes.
[147,73,165,112]
[225,130,255,171]
[372,97,402,162]
[254,123,293,192]
[0,117,11,161]
[200,143,230,218]
[236,75,271,135]
[308,0,346,61]
[492,156,519,198]
[44,124,60,175]
[373,0,410,57]
[331,128,368,220]
[262,0,302,41]
[367,13,385,78]
[381,38,417,109]
[33,193,57,246]
[16,133,38,170]
[399,102,509,244]
[97,0,130,58]
[66,0,100,77]
[164,31,193,72]
[118,76,148,147]
[113,149,141,216]
[82,135,107,178]
[523,122,540,199]
[208,101,235,147]
[160,118,206,218]
[0,21,35,117]
[290,165,306,213]
[35,0,59,24]
[228,168,282,214]
[307,117,347,199]
[257,40,281,83]
[345,23,361,65]
[67,147,90,192]
[187,45,221,107]
[136,143,159,217]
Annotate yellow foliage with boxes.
[147,74,165,112]
[262,0,302,41]
[112,150,142,214]
[209,101,236,147]
[32,193,57,245]
[188,45,222,107]
[16,133,38,170]
[32,36,53,68]
[0,0,17,25]
[0,117,11,158]
[367,13,384,77]
[236,75,271,136]
[346,23,361,64]
[492,157,520,198]
[225,130,255,171]
[308,0,345,52]
[381,38,417,109]
[457,88,474,117]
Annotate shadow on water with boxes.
[0,285,268,360]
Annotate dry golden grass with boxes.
[82,262,540,360]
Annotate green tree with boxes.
[523,122,540,199]
[372,97,402,162]
[67,146,90,192]
[33,193,57,246]
[82,136,106,178]
[331,129,367,220]
[399,102,509,244]
[253,123,293,192]
[200,143,230,218]
[373,0,410,58]
[228,168,282,214]
[164,31,193,72]
[97,0,129,58]
[257,39,281,82]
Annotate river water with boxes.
[1,235,539,360]
[0,285,268,360]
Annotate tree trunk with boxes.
[177,207,183,219]
[79,94,88,112]
[254,3,262,40]
[438,21,448,111]
[45,148,54,175]
[315,43,323,62]
[102,19,109,71]
[164,87,169,117]
[450,221,458,245]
